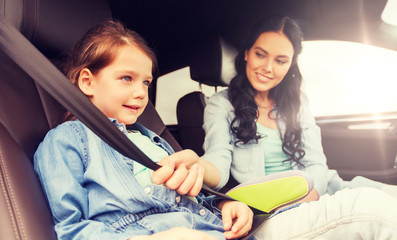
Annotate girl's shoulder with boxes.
[43,120,88,143]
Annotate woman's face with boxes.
[244,31,294,96]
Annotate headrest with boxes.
[189,35,238,86]
[1,0,111,58]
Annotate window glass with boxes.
[155,66,227,125]
[157,41,397,125]
[299,40,397,117]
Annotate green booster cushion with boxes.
[226,170,314,213]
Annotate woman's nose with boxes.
[262,58,272,73]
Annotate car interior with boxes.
[1,0,396,239]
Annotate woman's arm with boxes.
[296,97,330,195]
[201,90,236,189]
[154,91,235,191]
[152,149,221,195]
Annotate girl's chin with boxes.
[123,120,138,125]
[117,116,139,125]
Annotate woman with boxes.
[199,15,397,239]
[202,16,392,197]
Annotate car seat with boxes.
[177,35,237,156]
[0,0,180,239]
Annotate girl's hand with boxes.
[152,150,204,197]
[218,200,253,239]
[128,227,217,240]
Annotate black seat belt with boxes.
[0,16,267,239]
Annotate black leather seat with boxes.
[177,35,237,156]
[0,1,180,239]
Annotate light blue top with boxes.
[34,119,230,240]
[202,89,384,195]
[256,123,293,175]
[127,130,198,203]
[127,129,169,187]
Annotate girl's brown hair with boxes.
[63,20,157,121]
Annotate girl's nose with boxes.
[131,82,146,99]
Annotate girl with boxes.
[34,20,252,240]
[201,16,397,239]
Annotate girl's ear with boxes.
[244,50,248,61]
[78,68,95,96]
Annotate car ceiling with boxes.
[109,0,390,76]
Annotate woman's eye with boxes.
[121,76,132,82]
[255,51,264,58]
[276,59,287,64]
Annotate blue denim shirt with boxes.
[202,90,384,195]
[34,119,229,240]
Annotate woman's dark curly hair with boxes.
[228,16,305,167]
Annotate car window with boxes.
[155,66,227,125]
[299,40,397,118]
[156,41,397,125]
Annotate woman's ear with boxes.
[244,50,248,61]
[78,68,95,96]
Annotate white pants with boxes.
[254,187,397,239]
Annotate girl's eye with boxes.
[121,76,132,82]
[143,80,152,86]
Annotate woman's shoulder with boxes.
[207,89,232,107]
[210,89,229,99]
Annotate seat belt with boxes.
[0,16,267,239]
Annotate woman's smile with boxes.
[256,72,273,83]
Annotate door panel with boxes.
[318,114,397,184]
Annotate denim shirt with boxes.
[202,90,384,195]
[34,119,228,240]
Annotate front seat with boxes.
[0,1,180,239]
[177,35,237,156]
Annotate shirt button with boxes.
[199,209,206,216]
[175,196,181,203]
[144,187,151,194]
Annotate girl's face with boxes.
[244,31,294,96]
[79,45,153,125]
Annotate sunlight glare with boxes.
[299,41,397,117]
[382,0,397,26]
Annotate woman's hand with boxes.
[152,150,204,197]
[218,200,253,239]
[128,227,217,240]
